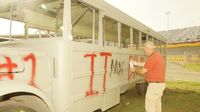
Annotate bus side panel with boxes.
[70,43,104,111]
[102,88,120,111]
[70,42,136,111]
[0,47,54,111]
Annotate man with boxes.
[131,41,166,112]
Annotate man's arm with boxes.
[131,66,148,75]
[130,60,147,75]
[135,67,148,75]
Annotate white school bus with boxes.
[0,0,166,112]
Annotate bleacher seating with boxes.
[159,26,200,43]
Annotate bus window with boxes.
[132,29,140,49]
[154,39,161,53]
[154,39,159,46]
[72,0,99,44]
[103,16,118,47]
[121,24,130,48]
[157,40,162,53]
[0,0,64,39]
[141,33,147,44]
[148,36,154,42]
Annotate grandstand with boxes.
[159,26,200,55]
[159,26,200,43]
[159,26,200,63]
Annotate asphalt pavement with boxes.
[166,62,200,82]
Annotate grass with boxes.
[166,80,200,93]
[163,81,200,112]
[107,81,200,112]
[184,63,200,72]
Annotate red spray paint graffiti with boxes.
[128,55,146,80]
[0,53,37,88]
[84,53,98,96]
[0,56,18,80]
[84,52,112,96]
[24,53,37,87]
[100,52,112,92]
[128,56,136,80]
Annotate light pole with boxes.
[165,11,171,31]
[165,11,171,44]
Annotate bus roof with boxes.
[81,0,166,42]
[0,0,166,42]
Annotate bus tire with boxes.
[93,109,102,112]
[0,94,52,112]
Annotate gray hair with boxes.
[143,41,156,49]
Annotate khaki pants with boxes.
[145,83,166,112]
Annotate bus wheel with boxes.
[0,95,52,112]
[93,109,102,112]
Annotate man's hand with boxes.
[130,59,136,73]
[130,59,144,67]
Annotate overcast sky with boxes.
[104,0,200,31]
[1,0,200,34]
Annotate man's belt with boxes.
[147,81,165,83]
